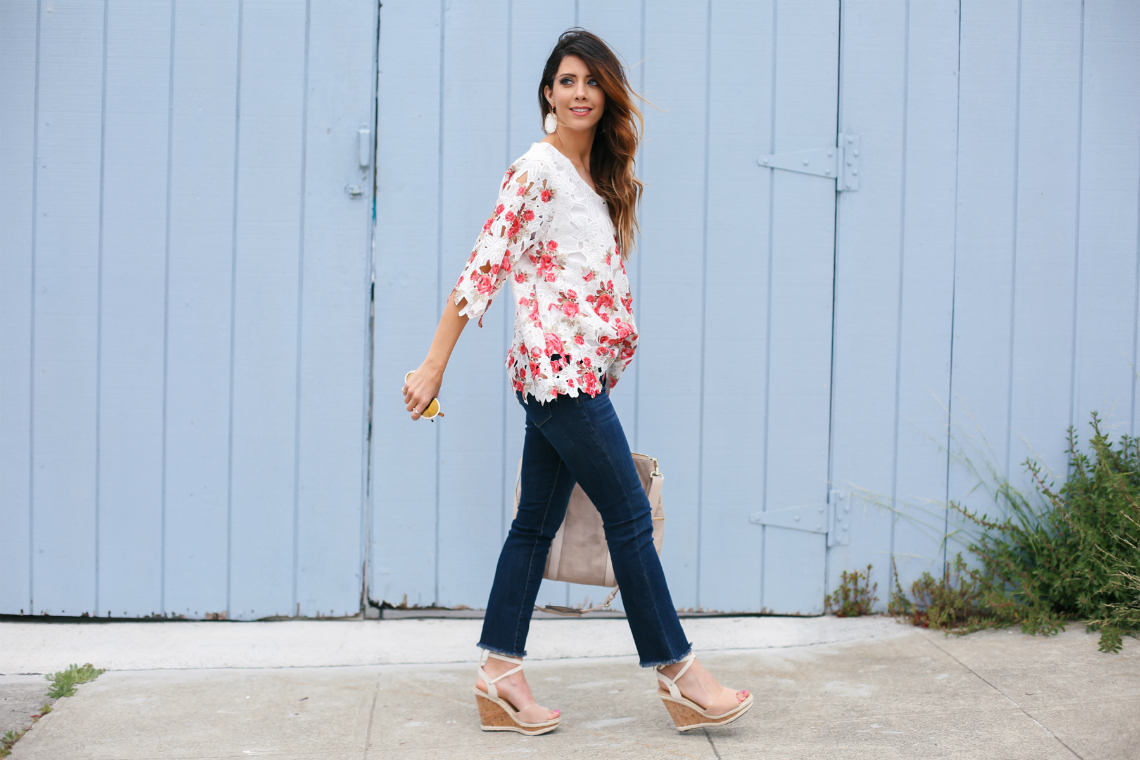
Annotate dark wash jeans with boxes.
[477,376,692,668]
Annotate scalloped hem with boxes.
[451,287,491,326]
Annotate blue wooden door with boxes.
[0,0,377,620]
[370,0,841,615]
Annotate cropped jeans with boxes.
[477,375,692,668]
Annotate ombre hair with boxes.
[539,29,644,259]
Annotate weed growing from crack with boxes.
[825,564,878,617]
[46,663,104,699]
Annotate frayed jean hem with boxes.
[477,642,527,659]
[638,645,693,669]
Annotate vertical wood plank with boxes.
[947,0,1021,551]
[163,0,241,619]
[1006,0,1083,493]
[1072,1,1140,439]
[636,0,711,610]
[0,0,38,615]
[226,0,308,621]
[30,0,105,615]
[697,0,774,613]
[889,0,961,591]
[828,0,908,601]
[435,0,512,608]
[371,0,444,608]
[96,0,172,617]
[760,0,838,615]
[295,0,375,618]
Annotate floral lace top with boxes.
[450,141,638,404]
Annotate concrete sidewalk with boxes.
[1,616,1136,759]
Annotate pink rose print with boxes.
[574,335,585,346]
[581,371,600,396]
[544,332,563,357]
[547,240,558,251]
[541,189,553,203]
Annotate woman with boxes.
[401,29,752,735]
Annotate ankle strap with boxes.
[655,652,696,700]
[478,651,525,701]
[484,651,523,666]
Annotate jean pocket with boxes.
[530,404,553,428]
[517,392,554,427]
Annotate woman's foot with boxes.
[657,656,749,717]
[476,655,560,724]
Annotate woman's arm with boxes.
[402,292,473,421]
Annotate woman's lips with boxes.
[570,107,592,115]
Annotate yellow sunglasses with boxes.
[404,371,444,421]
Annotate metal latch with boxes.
[358,127,372,168]
[757,133,860,191]
[748,490,852,547]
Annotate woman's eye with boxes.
[560,77,573,86]
[588,79,599,87]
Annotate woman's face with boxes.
[544,54,605,134]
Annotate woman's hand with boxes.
[403,361,444,421]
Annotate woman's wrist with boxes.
[421,355,446,375]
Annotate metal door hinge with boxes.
[748,489,852,547]
[757,133,860,191]
[750,504,829,534]
[828,490,850,547]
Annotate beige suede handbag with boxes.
[512,452,664,616]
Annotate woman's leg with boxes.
[475,394,576,722]
[525,384,690,667]
[535,383,749,716]
[478,397,577,657]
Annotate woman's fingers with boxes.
[403,366,442,421]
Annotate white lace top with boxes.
[450,141,638,404]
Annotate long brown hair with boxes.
[539,29,644,259]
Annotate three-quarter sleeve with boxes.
[450,159,553,327]
[605,311,638,389]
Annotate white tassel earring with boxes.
[544,109,557,134]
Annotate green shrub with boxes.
[893,412,1140,653]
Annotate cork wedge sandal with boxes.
[474,652,561,736]
[656,653,753,732]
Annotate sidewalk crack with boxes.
[704,728,722,759]
[362,671,380,759]
[922,635,1084,759]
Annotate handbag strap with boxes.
[533,586,620,617]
